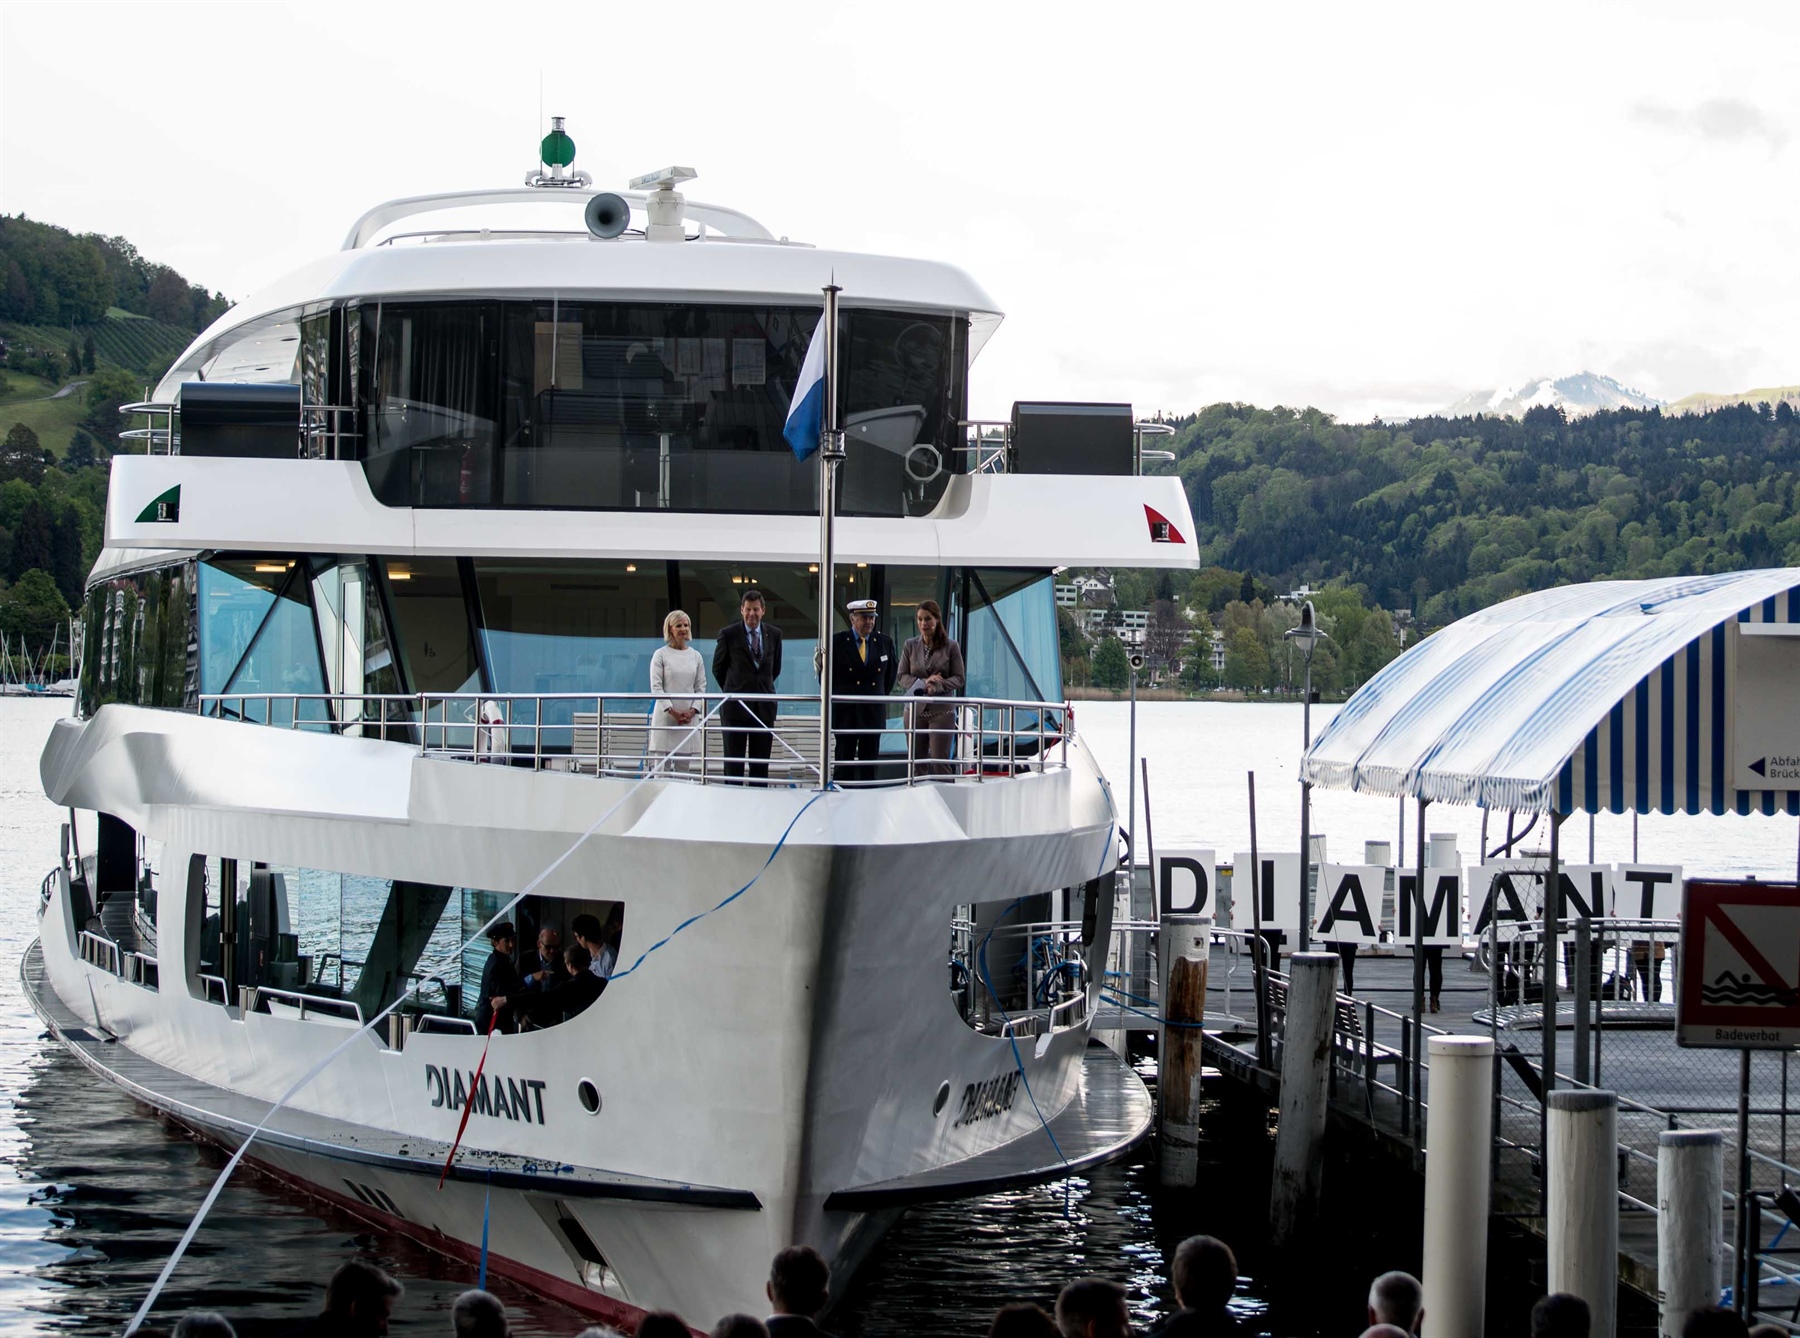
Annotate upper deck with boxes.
[123,167,1195,549]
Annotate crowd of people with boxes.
[149,1231,1783,1338]
[474,907,622,1036]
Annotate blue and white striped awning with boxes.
[1302,569,1800,815]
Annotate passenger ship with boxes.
[24,128,1197,1326]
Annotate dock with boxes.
[1101,932,1800,1319]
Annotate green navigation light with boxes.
[540,120,576,169]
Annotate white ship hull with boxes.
[28,705,1149,1324]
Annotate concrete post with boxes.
[1657,1130,1723,1338]
[1423,1036,1495,1338]
[1270,951,1338,1244]
[1548,1089,1620,1338]
[1158,913,1210,1188]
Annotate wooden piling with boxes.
[1270,951,1338,1245]
[1158,913,1209,1188]
[1422,1036,1495,1338]
[1548,1088,1620,1338]
[1657,1130,1723,1338]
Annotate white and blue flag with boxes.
[782,317,829,460]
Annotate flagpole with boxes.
[816,283,844,791]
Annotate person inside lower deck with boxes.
[496,943,605,1026]
[515,925,567,1027]
[475,922,522,1035]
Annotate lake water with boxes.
[2,697,1755,1335]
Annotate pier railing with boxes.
[197,691,1071,789]
[1136,911,1775,1301]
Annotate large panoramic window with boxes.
[198,558,328,727]
[383,557,480,695]
[676,562,822,709]
[959,570,1062,704]
[473,558,670,747]
[78,560,197,716]
[358,300,968,516]
[362,304,499,506]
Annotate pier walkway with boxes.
[1103,933,1800,1322]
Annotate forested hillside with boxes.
[0,214,227,335]
[1158,400,1800,628]
[0,216,228,667]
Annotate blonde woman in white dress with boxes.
[649,609,708,771]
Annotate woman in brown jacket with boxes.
[896,599,965,777]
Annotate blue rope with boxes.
[610,789,829,981]
[976,897,1073,1183]
[1100,992,1208,1028]
[478,1171,490,1290]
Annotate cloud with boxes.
[1632,97,1789,153]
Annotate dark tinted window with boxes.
[358,301,967,516]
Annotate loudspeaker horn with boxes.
[584,192,630,239]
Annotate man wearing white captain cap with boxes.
[828,597,897,786]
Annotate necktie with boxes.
[858,636,867,664]
[751,628,761,662]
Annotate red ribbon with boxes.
[438,1010,499,1189]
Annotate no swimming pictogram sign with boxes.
[1677,880,1800,1049]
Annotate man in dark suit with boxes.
[713,587,782,784]
[829,597,896,786]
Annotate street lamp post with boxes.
[1286,601,1327,950]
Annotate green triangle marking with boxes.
[135,485,181,524]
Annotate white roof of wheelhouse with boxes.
[1301,569,1800,815]
[154,233,1003,399]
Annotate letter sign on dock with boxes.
[1677,880,1800,1049]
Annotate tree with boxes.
[83,366,141,451]
[1,423,46,485]
[64,429,103,470]
[146,267,190,324]
[5,498,53,580]
[0,567,70,657]
[53,240,113,324]
[1144,598,1185,668]
[82,332,96,373]
[1224,626,1270,691]
[1181,621,1220,689]
[1091,636,1129,691]
[50,512,85,606]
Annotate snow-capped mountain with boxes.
[1439,372,1663,419]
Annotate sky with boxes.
[2,0,1796,422]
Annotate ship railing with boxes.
[197,973,230,1006]
[78,929,123,976]
[197,691,1073,790]
[124,949,159,991]
[952,915,1099,1035]
[958,418,1181,475]
[119,400,361,459]
[120,400,178,455]
[250,985,365,1028]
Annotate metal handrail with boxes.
[252,985,364,1026]
[79,930,122,975]
[124,950,159,990]
[196,690,1074,790]
[197,973,229,1005]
